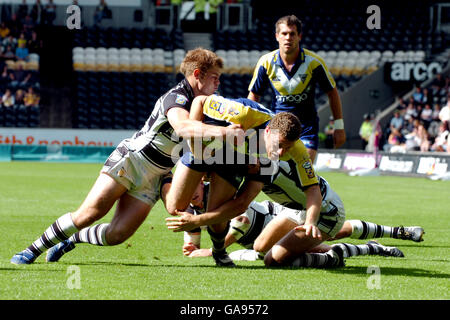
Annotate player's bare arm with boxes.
[327,87,346,148]
[247,91,261,102]
[167,100,242,140]
[297,184,323,240]
[166,180,264,232]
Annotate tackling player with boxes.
[248,15,346,162]
[166,169,423,268]
[10,48,243,265]
[165,94,343,268]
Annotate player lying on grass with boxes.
[164,94,347,268]
[10,48,244,265]
[165,174,424,265]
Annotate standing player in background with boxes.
[11,48,243,265]
[248,15,346,162]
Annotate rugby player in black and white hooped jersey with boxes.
[165,163,423,266]
[11,48,245,265]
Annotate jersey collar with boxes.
[275,46,305,78]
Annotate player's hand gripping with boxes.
[295,223,322,240]
[166,210,199,232]
[226,123,245,146]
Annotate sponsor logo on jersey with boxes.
[175,94,187,105]
[227,106,240,116]
[276,93,308,103]
[302,161,315,178]
[209,99,224,114]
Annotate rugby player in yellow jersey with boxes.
[248,15,346,162]
[165,94,344,267]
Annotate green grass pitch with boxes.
[0,161,449,300]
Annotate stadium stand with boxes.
[70,25,182,129]
[382,75,449,153]
[0,2,42,128]
[1,0,448,147]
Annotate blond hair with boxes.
[179,48,223,77]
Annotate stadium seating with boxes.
[72,71,175,129]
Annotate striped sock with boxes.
[331,242,381,258]
[27,212,78,257]
[207,223,229,254]
[291,252,335,268]
[349,220,394,239]
[69,223,109,246]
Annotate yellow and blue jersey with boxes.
[248,48,335,125]
[202,94,274,130]
[198,95,318,188]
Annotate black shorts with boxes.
[180,151,271,189]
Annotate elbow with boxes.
[234,196,252,215]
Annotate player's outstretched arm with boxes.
[168,96,244,140]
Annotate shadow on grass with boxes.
[325,266,450,279]
[394,244,450,249]
[55,260,269,270]
[5,260,447,280]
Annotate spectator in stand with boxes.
[402,116,415,136]
[27,30,41,54]
[432,103,441,122]
[390,110,404,133]
[10,64,32,88]
[412,87,424,105]
[2,45,16,60]
[397,97,407,111]
[43,0,57,26]
[23,15,36,37]
[30,0,43,24]
[15,42,29,61]
[417,122,430,152]
[17,33,27,48]
[421,88,431,106]
[404,102,418,121]
[430,122,449,152]
[420,104,433,129]
[0,22,11,39]
[359,113,373,151]
[2,35,17,52]
[7,14,23,37]
[17,0,30,22]
[0,65,9,87]
[15,88,25,107]
[2,88,15,107]
[431,73,446,92]
[439,96,450,127]
[384,128,403,152]
[24,86,39,107]
[94,0,109,26]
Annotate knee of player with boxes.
[253,238,269,254]
[263,251,280,267]
[71,209,102,229]
[104,228,129,246]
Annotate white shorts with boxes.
[101,139,170,206]
[277,187,346,238]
